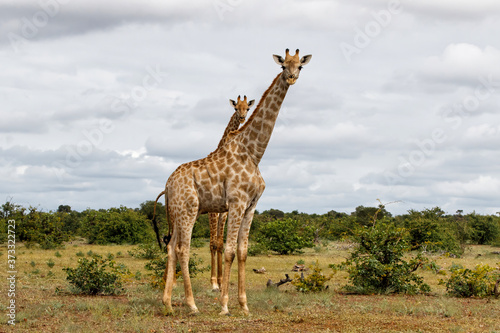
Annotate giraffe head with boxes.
[273,48,312,85]
[229,95,255,124]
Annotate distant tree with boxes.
[396,208,462,255]
[57,205,72,213]
[327,210,348,219]
[468,213,500,245]
[138,200,164,221]
[82,207,154,245]
[1,199,24,219]
[16,206,70,249]
[255,218,314,255]
[352,205,390,227]
[421,207,445,219]
[192,214,210,239]
[59,210,82,236]
[262,209,285,220]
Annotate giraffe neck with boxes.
[217,112,242,149]
[235,73,289,164]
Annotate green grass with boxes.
[0,241,499,332]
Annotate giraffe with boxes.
[210,95,255,292]
[161,49,311,315]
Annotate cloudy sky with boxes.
[1,0,500,216]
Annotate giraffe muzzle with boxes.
[286,74,298,85]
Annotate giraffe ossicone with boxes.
[158,49,311,315]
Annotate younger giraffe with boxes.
[160,49,311,315]
[209,95,255,292]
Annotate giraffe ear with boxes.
[300,54,312,66]
[247,99,255,108]
[229,99,237,107]
[273,54,285,65]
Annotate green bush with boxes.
[81,207,154,245]
[0,218,6,244]
[247,242,268,256]
[190,238,205,248]
[128,242,162,260]
[192,214,210,239]
[47,259,55,269]
[439,263,500,297]
[353,205,390,227]
[468,214,500,245]
[144,253,209,289]
[332,221,430,295]
[255,218,314,255]
[15,207,70,248]
[291,261,332,293]
[397,210,463,256]
[62,254,125,295]
[322,214,358,240]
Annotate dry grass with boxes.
[1,240,499,332]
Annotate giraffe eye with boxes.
[298,66,303,70]
[281,66,285,70]
[234,108,237,111]
[247,108,250,111]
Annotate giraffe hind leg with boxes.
[237,202,259,315]
[209,213,219,291]
[219,206,246,316]
[175,208,200,314]
[162,228,178,315]
[216,212,228,290]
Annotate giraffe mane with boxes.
[233,72,282,135]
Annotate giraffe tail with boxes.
[152,190,166,250]
[163,189,172,249]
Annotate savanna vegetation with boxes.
[1,199,499,332]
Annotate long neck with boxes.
[217,112,241,148]
[236,73,289,164]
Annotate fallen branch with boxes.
[292,264,307,272]
[253,267,266,274]
[266,274,292,288]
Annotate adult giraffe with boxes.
[161,49,311,315]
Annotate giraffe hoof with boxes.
[189,309,200,316]
[219,310,230,316]
[211,287,220,292]
[164,307,174,316]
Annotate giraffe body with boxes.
[161,49,311,315]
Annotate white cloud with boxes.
[1,1,500,216]
[420,43,500,84]
[434,175,500,199]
